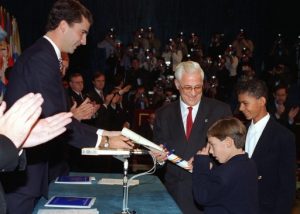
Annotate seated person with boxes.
[192,117,259,214]
[268,83,299,129]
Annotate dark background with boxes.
[0,0,299,75]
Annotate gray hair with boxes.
[174,61,204,81]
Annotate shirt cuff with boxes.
[95,129,104,148]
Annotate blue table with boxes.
[33,172,181,214]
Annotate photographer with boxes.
[132,85,149,110]
[215,55,230,102]
[124,58,151,90]
[146,27,161,53]
[141,48,157,73]
[266,33,292,72]
[207,32,226,60]
[170,39,183,72]
[232,29,254,59]
[225,44,239,81]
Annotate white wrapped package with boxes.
[121,128,163,152]
[121,128,191,173]
[167,153,192,173]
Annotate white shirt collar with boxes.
[94,87,102,94]
[250,113,270,131]
[180,97,200,110]
[180,97,200,123]
[43,35,61,60]
[72,89,82,96]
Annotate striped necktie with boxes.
[58,58,63,71]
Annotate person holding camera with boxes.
[232,29,254,59]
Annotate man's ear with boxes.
[58,20,68,33]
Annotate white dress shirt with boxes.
[245,113,270,158]
[180,98,200,134]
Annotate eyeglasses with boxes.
[179,84,202,93]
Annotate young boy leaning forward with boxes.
[192,117,259,214]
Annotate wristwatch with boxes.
[102,136,110,148]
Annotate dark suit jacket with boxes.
[267,101,295,130]
[0,135,26,214]
[0,135,19,171]
[251,117,296,214]
[3,38,98,198]
[88,88,105,105]
[68,88,85,106]
[192,154,259,214]
[154,97,232,214]
[88,88,111,129]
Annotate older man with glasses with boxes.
[152,61,231,213]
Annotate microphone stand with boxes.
[122,158,130,214]
[114,155,135,214]
[114,150,156,214]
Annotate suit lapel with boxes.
[189,97,210,142]
[251,118,272,160]
[174,101,186,141]
[166,101,188,155]
[41,38,68,111]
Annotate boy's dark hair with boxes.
[46,0,93,32]
[207,117,246,149]
[236,79,268,101]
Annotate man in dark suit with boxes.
[3,1,133,213]
[237,79,296,214]
[267,83,299,129]
[68,73,86,106]
[88,72,107,105]
[88,72,113,129]
[0,93,72,213]
[152,61,232,213]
